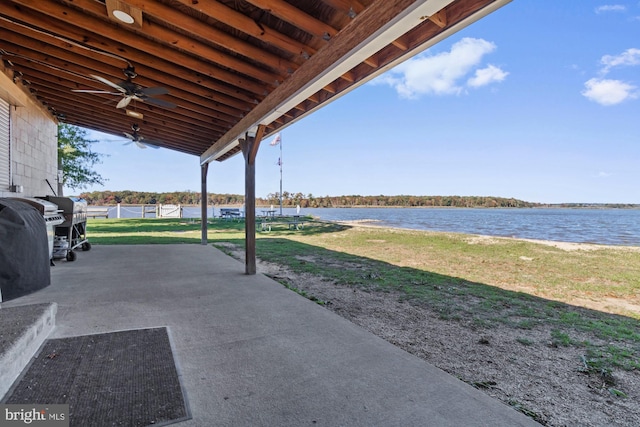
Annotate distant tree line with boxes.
[263,193,538,208]
[78,190,245,206]
[78,190,544,208]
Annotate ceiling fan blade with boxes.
[142,140,161,149]
[123,132,135,140]
[71,89,120,94]
[119,81,138,94]
[142,97,177,109]
[91,74,127,93]
[116,96,133,109]
[134,140,148,149]
[141,86,169,96]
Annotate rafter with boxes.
[59,0,286,84]
[429,9,448,27]
[121,0,300,73]
[5,1,270,94]
[173,0,314,59]
[0,24,259,114]
[245,0,338,39]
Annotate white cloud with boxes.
[376,37,506,98]
[467,65,509,88]
[582,78,638,105]
[595,4,627,13]
[583,48,640,104]
[597,171,612,177]
[600,48,640,74]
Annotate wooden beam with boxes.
[429,10,448,28]
[174,0,313,60]
[1,38,246,121]
[123,0,299,74]
[322,0,367,16]
[392,37,410,51]
[7,0,270,94]
[363,56,379,68]
[340,70,356,83]
[65,0,284,84]
[0,67,29,107]
[0,20,261,109]
[246,0,338,40]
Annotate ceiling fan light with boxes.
[126,109,144,119]
[112,9,134,24]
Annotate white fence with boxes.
[158,204,182,218]
[87,203,184,219]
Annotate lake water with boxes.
[93,206,640,247]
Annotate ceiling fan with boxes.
[72,66,176,110]
[122,124,161,149]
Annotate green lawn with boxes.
[87,217,640,372]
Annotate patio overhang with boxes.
[1,0,511,161]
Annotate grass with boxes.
[86,217,640,373]
[87,217,245,244]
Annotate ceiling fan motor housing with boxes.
[123,65,138,79]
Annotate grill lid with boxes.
[39,196,87,214]
[9,197,60,215]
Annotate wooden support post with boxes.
[240,125,265,275]
[201,162,209,245]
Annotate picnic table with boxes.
[260,215,304,232]
[288,215,304,230]
[220,208,242,221]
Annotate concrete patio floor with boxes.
[1,244,539,426]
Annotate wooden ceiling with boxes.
[0,0,510,163]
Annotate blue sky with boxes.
[76,1,640,204]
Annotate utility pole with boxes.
[270,133,283,216]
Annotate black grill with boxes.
[7,197,64,260]
[0,198,52,301]
[39,196,91,262]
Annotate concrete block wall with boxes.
[0,97,58,199]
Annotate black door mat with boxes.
[3,327,190,427]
